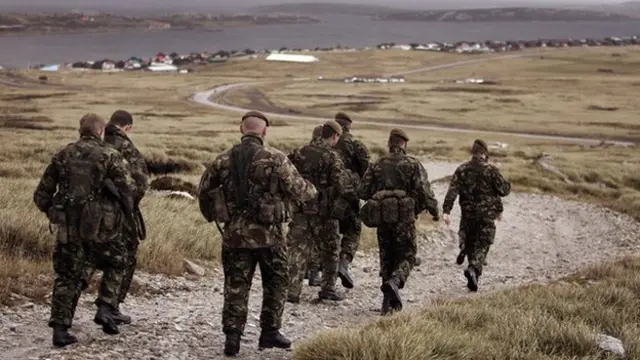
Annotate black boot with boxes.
[258,329,291,350]
[111,304,132,325]
[52,325,78,347]
[380,294,392,316]
[224,329,241,357]
[318,288,345,301]
[338,256,354,289]
[456,250,466,265]
[93,304,119,335]
[287,294,300,304]
[381,277,402,312]
[308,270,321,287]
[464,267,478,292]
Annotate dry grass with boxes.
[292,256,640,360]
[255,46,640,141]
[0,46,638,304]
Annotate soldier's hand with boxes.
[443,214,451,226]
[497,213,503,222]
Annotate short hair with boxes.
[109,110,133,126]
[312,125,323,140]
[79,113,106,136]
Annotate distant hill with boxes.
[249,2,404,16]
[376,7,639,22]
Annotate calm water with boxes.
[1,14,640,68]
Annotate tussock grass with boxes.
[144,149,203,175]
[292,256,640,360]
[149,176,198,196]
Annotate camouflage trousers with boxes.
[377,221,417,288]
[339,214,362,262]
[459,216,496,276]
[83,230,138,304]
[221,244,288,335]
[287,214,340,297]
[49,234,126,328]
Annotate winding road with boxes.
[190,53,636,147]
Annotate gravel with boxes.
[1,161,639,360]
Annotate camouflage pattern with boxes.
[442,154,511,275]
[221,244,288,334]
[334,130,369,262]
[197,133,316,334]
[287,137,355,293]
[198,134,316,248]
[286,210,340,299]
[103,124,148,304]
[359,146,439,287]
[33,134,135,328]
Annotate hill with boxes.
[376,7,639,22]
[250,2,404,16]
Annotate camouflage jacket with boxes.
[104,124,148,204]
[358,146,439,217]
[198,134,317,248]
[33,135,136,226]
[335,130,370,181]
[287,137,356,208]
[442,155,511,219]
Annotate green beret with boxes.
[390,128,409,142]
[473,139,488,152]
[241,110,269,127]
[324,120,343,136]
[334,112,352,124]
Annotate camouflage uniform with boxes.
[442,139,511,291]
[102,124,148,305]
[358,129,439,314]
[286,133,355,301]
[198,126,316,354]
[333,112,370,288]
[306,124,324,283]
[33,133,135,340]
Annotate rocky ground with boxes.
[1,161,639,360]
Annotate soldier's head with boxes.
[334,112,352,132]
[79,113,106,139]
[240,111,269,137]
[388,128,409,149]
[321,120,343,147]
[109,110,134,133]
[471,139,489,159]
[311,124,323,141]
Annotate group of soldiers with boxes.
[34,108,510,356]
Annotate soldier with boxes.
[287,120,356,302]
[442,139,511,292]
[333,112,370,289]
[305,124,324,285]
[102,110,148,324]
[358,129,439,315]
[197,111,317,357]
[33,113,135,347]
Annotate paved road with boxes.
[191,54,635,146]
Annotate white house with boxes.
[147,64,178,72]
[266,53,319,63]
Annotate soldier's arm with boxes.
[106,152,136,211]
[357,165,374,200]
[276,153,317,203]
[442,168,461,215]
[354,139,370,178]
[490,165,511,197]
[121,140,149,203]
[415,162,439,217]
[197,158,222,221]
[33,158,59,214]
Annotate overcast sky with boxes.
[0,0,629,11]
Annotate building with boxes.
[344,74,406,83]
[265,53,319,63]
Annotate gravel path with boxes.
[1,161,639,360]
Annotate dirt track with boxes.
[1,161,639,360]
